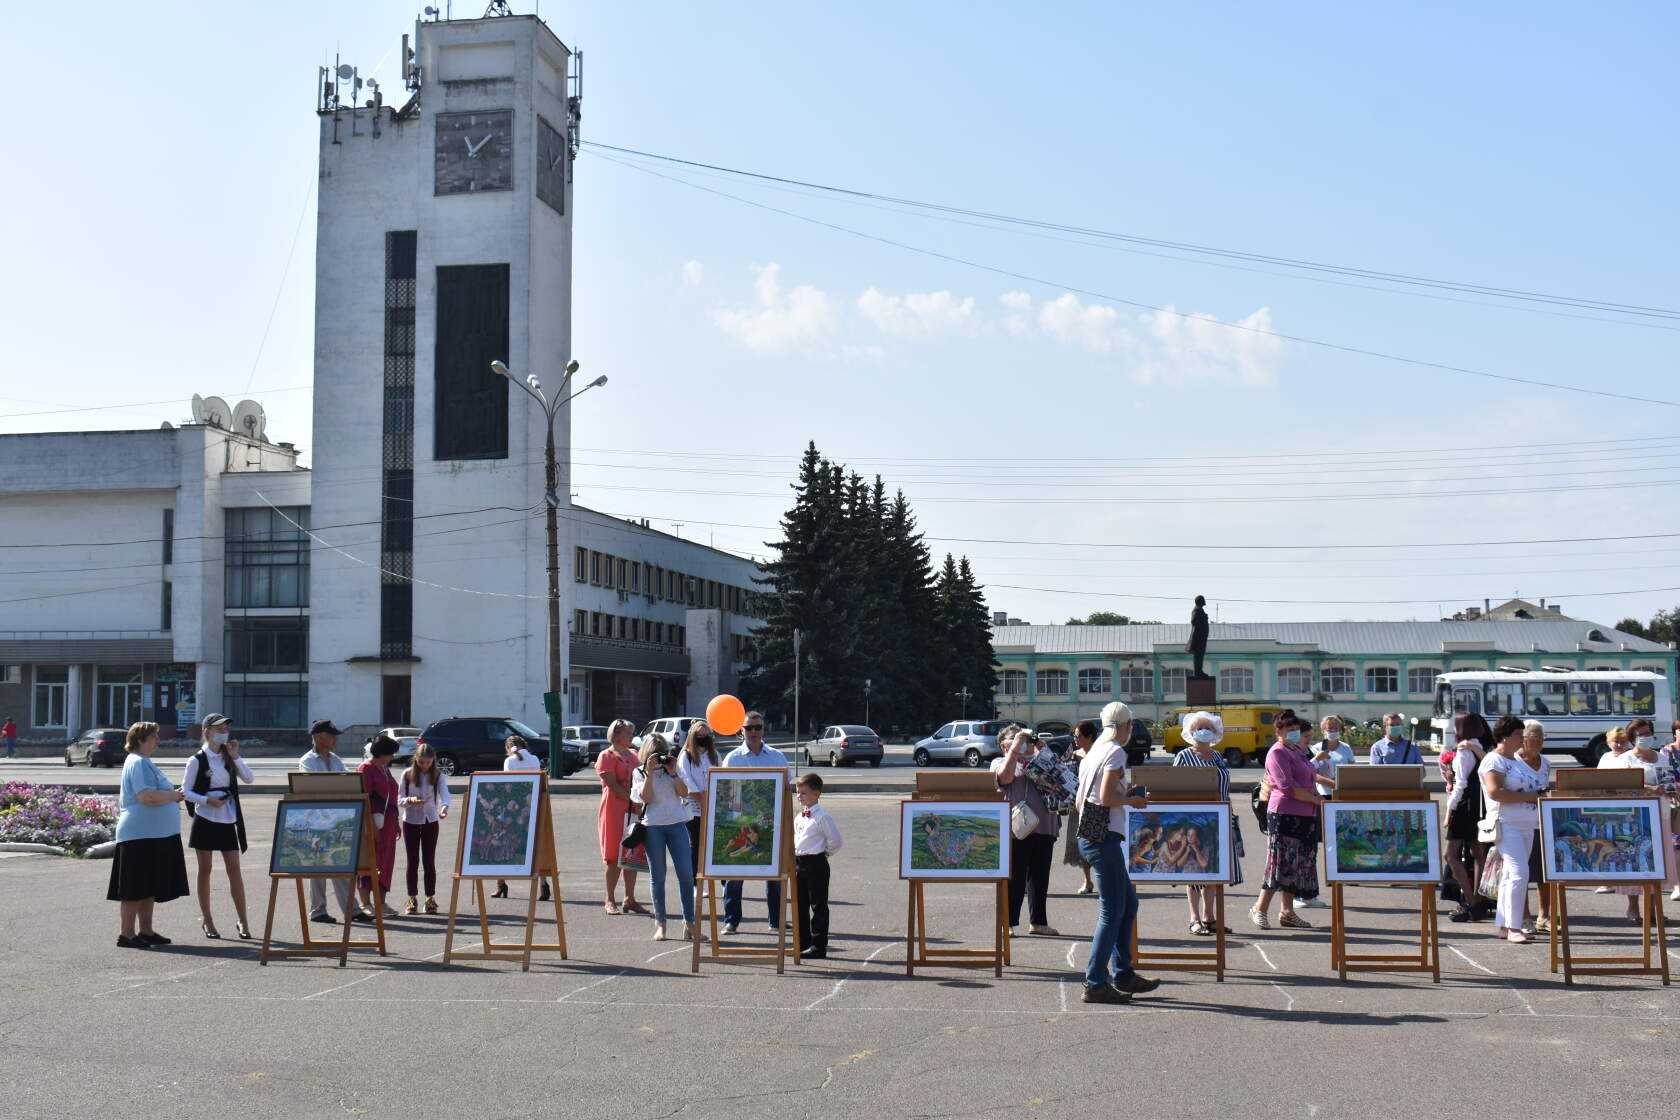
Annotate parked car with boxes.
[912,720,1015,768]
[1160,704,1280,768]
[562,725,612,763]
[414,717,556,777]
[361,726,422,766]
[64,728,127,767]
[807,725,883,767]
[633,717,708,752]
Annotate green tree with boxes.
[935,555,998,718]
[1065,611,1161,626]
[1615,617,1651,639]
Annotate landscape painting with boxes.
[703,769,786,879]
[460,773,543,878]
[1324,802,1440,883]
[899,801,1010,880]
[1123,804,1231,884]
[270,800,364,876]
[1541,798,1665,883]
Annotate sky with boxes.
[2,1,1677,628]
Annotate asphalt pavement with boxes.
[1,785,1673,1120]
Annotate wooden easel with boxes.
[1127,766,1228,981]
[903,771,1009,977]
[1544,770,1670,985]
[443,771,568,971]
[1326,766,1440,982]
[260,792,388,966]
[693,769,798,974]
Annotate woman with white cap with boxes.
[1071,701,1160,1004]
[1172,710,1242,935]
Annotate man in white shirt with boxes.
[721,712,789,934]
[792,773,842,958]
[298,719,354,923]
[500,736,549,902]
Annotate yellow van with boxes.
[1160,705,1282,768]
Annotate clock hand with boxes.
[465,134,492,157]
[550,150,565,169]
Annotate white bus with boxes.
[1430,668,1671,765]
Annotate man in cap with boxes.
[298,719,355,923]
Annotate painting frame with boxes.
[701,768,788,880]
[270,798,366,876]
[458,772,544,879]
[1323,801,1441,884]
[1122,803,1233,884]
[1540,797,1667,884]
[899,800,1010,881]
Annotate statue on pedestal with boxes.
[1186,595,1211,680]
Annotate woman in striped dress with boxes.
[1173,711,1243,936]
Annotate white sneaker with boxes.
[651,922,667,942]
[1595,886,1613,894]
[1299,897,1328,908]
[1670,886,1679,902]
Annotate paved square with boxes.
[3,790,1674,1118]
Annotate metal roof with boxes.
[992,620,1674,657]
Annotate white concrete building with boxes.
[0,425,310,741]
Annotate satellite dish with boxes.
[337,63,355,80]
[160,421,174,431]
[232,400,268,442]
[192,395,231,430]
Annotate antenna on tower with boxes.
[484,0,513,15]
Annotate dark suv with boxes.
[415,717,563,777]
[64,728,128,767]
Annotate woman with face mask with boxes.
[1250,709,1323,930]
[1443,712,1495,923]
[1603,719,1679,922]
[1173,711,1242,935]
[182,714,255,939]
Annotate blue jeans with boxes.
[1078,831,1139,988]
[3,737,13,759]
[643,823,695,924]
[723,878,782,927]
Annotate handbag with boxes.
[1476,815,1499,845]
[622,815,647,851]
[1476,849,1504,900]
[1010,799,1041,840]
[1077,800,1110,845]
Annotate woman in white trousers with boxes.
[1479,714,1549,944]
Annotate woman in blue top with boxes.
[107,721,190,949]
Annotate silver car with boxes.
[913,720,1013,768]
[362,726,422,765]
[807,725,884,767]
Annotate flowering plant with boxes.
[0,782,118,854]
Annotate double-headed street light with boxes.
[491,358,609,746]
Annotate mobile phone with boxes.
[1128,785,1148,799]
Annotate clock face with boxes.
[535,115,566,215]
[434,110,514,196]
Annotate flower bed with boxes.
[0,782,118,854]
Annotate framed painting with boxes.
[702,768,787,879]
[1323,801,1440,883]
[270,799,365,876]
[459,772,543,878]
[899,801,1010,881]
[1123,804,1232,884]
[1540,798,1667,883]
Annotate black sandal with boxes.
[1189,920,1211,936]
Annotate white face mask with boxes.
[1636,736,1655,751]
[211,731,229,745]
[1325,730,1341,741]
[1192,728,1217,744]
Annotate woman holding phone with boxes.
[181,713,256,939]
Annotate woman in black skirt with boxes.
[1444,711,1494,922]
[108,722,190,949]
[1061,720,1100,894]
[182,714,256,939]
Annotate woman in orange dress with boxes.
[595,719,646,915]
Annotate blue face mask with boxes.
[1284,729,1301,745]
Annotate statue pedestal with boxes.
[1186,676,1217,708]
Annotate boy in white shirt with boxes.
[792,774,842,959]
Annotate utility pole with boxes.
[793,628,802,778]
[956,686,971,718]
[864,677,871,727]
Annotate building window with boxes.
[224,681,307,729]
[1320,667,1354,694]
[225,618,308,673]
[1035,670,1069,696]
[1278,667,1312,694]
[1117,667,1152,696]
[161,581,172,631]
[574,609,587,634]
[574,548,587,582]
[162,508,174,564]
[629,564,640,593]
[95,665,143,728]
[0,666,19,685]
[616,558,627,590]
[1407,667,1439,695]
[433,263,510,461]
[33,666,68,728]
[1635,664,1666,675]
[999,670,1027,696]
[1160,668,1187,696]
[1220,667,1255,694]
[1077,668,1112,695]
[225,507,310,608]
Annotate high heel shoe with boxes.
[235,921,252,940]
[199,918,221,940]
[492,882,509,899]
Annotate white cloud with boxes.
[707,263,837,353]
[998,290,1032,336]
[840,343,886,361]
[681,259,704,287]
[1134,305,1284,387]
[856,287,980,337]
[1037,292,1130,352]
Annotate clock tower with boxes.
[309,12,578,731]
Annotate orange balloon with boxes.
[706,694,746,736]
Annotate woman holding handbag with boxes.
[1072,702,1158,1004]
[992,727,1061,937]
[1251,709,1324,930]
[1444,712,1494,923]
[353,735,401,922]
[594,719,645,916]
[1480,714,1548,943]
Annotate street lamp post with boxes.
[956,686,972,718]
[491,359,608,750]
[864,677,871,727]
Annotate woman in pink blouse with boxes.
[1250,709,1324,930]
